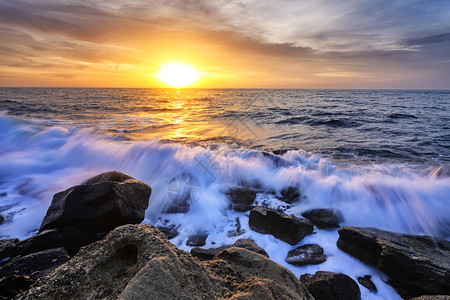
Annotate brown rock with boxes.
[285,243,326,266]
[191,238,269,260]
[300,271,361,300]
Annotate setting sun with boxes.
[156,63,199,88]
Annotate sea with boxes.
[1,88,449,299]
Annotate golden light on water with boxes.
[156,63,200,88]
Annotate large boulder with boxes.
[302,208,344,229]
[285,243,326,266]
[228,187,256,212]
[40,171,151,232]
[16,225,313,300]
[249,206,314,245]
[337,226,450,298]
[300,271,361,300]
[191,238,269,260]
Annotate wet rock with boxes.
[0,238,19,261]
[285,243,326,266]
[17,224,313,300]
[191,238,269,260]
[0,214,4,224]
[227,217,246,237]
[302,208,344,229]
[280,186,301,203]
[15,227,98,256]
[228,187,256,211]
[40,171,151,232]
[357,275,377,293]
[0,275,35,299]
[0,247,70,279]
[249,206,314,245]
[156,226,179,240]
[82,171,135,184]
[337,226,450,298]
[186,233,208,247]
[164,172,201,213]
[300,271,361,300]
[410,296,450,300]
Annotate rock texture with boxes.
[285,243,326,266]
[302,208,343,229]
[40,171,151,232]
[228,187,256,212]
[410,296,450,300]
[16,225,313,300]
[357,275,377,293]
[191,238,269,260]
[0,238,19,261]
[300,271,361,300]
[249,206,314,245]
[337,226,450,298]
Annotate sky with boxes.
[0,0,449,89]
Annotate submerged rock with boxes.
[186,233,208,247]
[300,271,361,300]
[357,275,377,293]
[337,226,450,298]
[191,238,269,260]
[249,206,314,245]
[17,224,313,300]
[302,208,344,229]
[40,171,151,232]
[156,226,179,240]
[280,186,301,203]
[285,243,326,266]
[228,187,256,212]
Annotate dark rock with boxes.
[300,271,361,300]
[358,275,377,293]
[0,214,4,224]
[280,186,301,203]
[227,217,246,237]
[0,247,70,279]
[249,206,314,245]
[0,238,19,261]
[0,192,7,197]
[186,233,208,247]
[228,187,256,212]
[337,226,450,298]
[302,208,344,229]
[0,275,35,299]
[285,243,326,266]
[156,226,179,240]
[410,296,450,300]
[17,224,313,300]
[82,171,135,184]
[191,238,269,260]
[15,227,98,256]
[40,171,151,232]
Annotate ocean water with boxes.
[1,88,449,299]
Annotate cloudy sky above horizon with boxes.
[0,0,449,88]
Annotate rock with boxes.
[249,206,314,245]
[0,275,35,299]
[82,171,135,184]
[410,296,450,300]
[16,224,313,300]
[285,243,326,266]
[300,271,361,300]
[40,171,151,232]
[15,227,98,256]
[0,214,4,224]
[337,226,450,298]
[228,187,256,212]
[186,233,208,247]
[156,226,179,240]
[302,208,344,229]
[0,247,70,279]
[357,275,377,293]
[227,217,246,237]
[0,238,19,261]
[280,186,301,203]
[191,238,269,260]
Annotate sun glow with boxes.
[156,63,199,88]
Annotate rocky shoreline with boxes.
[1,171,449,299]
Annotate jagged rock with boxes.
[280,186,301,203]
[249,206,314,245]
[357,275,377,293]
[15,227,98,256]
[40,171,151,232]
[186,233,208,247]
[0,238,19,261]
[228,187,256,212]
[302,208,344,229]
[0,247,70,279]
[300,271,361,300]
[156,226,179,240]
[16,225,313,300]
[337,226,450,298]
[191,238,269,260]
[285,243,326,266]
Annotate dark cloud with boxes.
[404,33,450,46]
